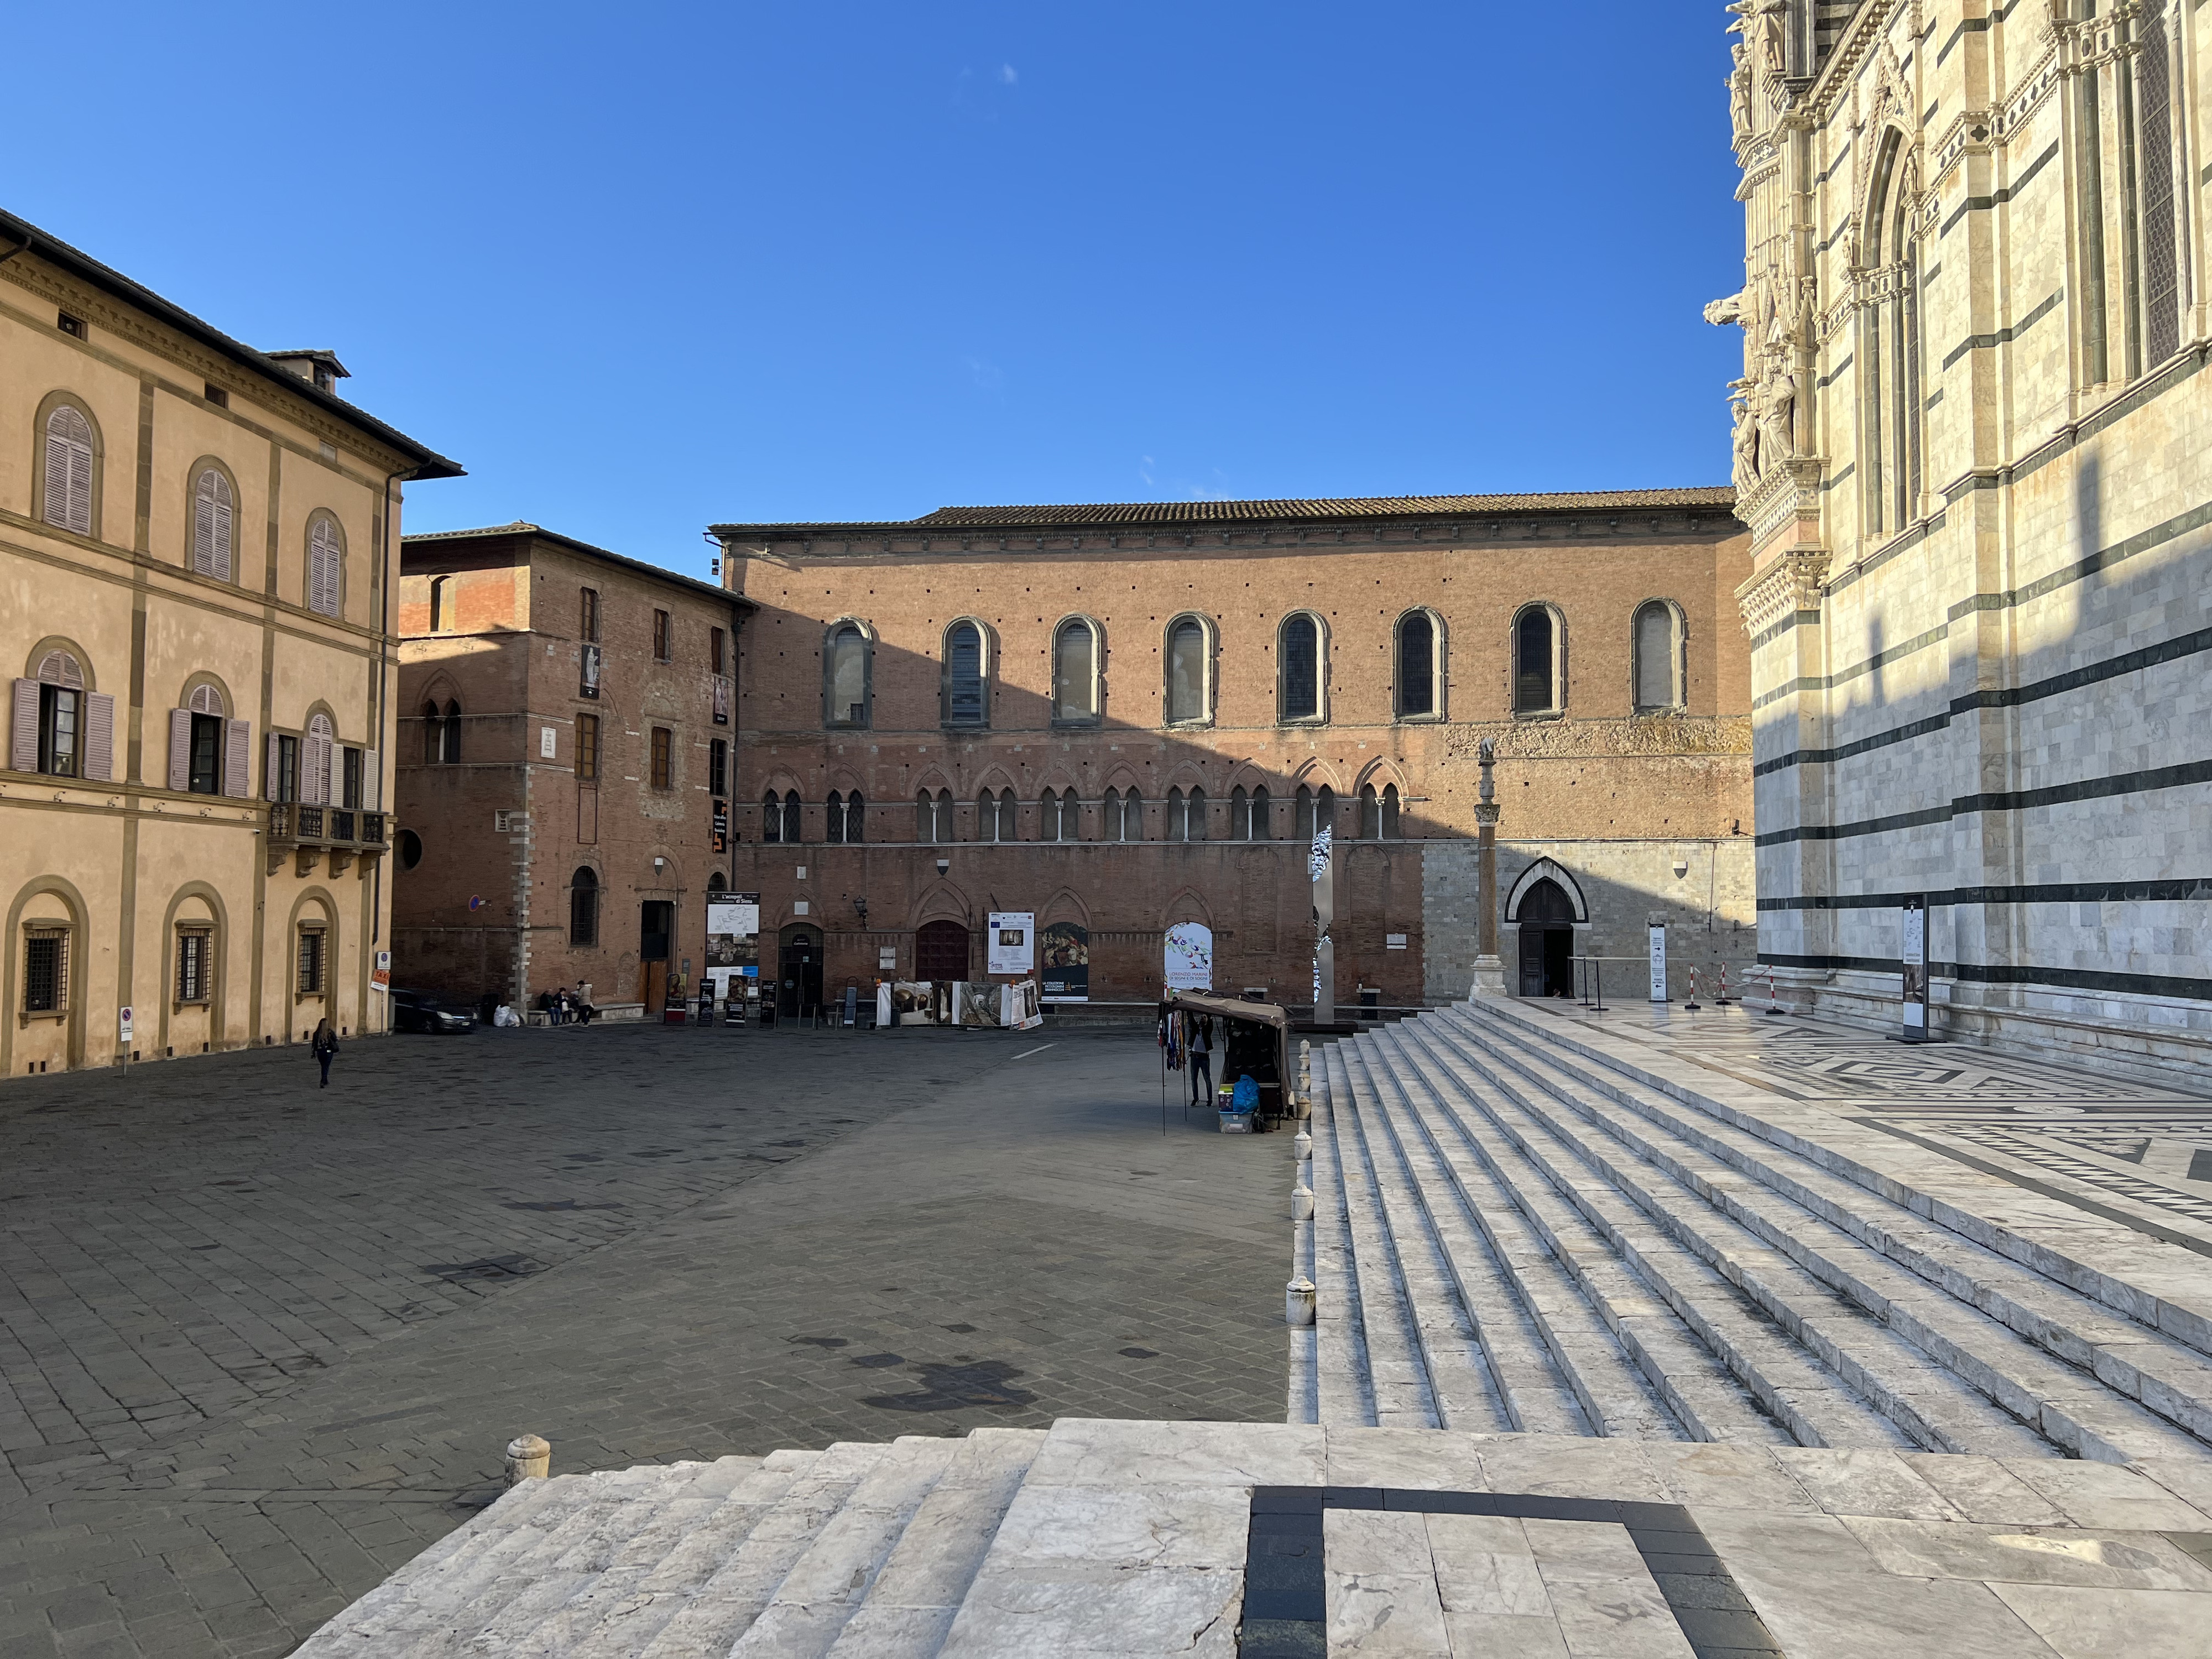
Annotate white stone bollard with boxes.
[1285,1276,1316,1327]
[1293,1126,1312,1162]
[1292,1180,1314,1221]
[504,1433,551,1485]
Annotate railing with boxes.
[269,802,388,852]
[298,805,325,841]
[330,809,356,843]
[361,811,387,847]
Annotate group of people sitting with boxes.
[537,985,596,1026]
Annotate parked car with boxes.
[390,989,477,1034]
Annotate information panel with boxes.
[987,911,1035,975]
[1900,895,1929,1041]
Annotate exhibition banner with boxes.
[1041,921,1089,1002]
[1165,921,1214,992]
[988,911,1035,975]
[1900,896,1929,1040]
[707,894,760,982]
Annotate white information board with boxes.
[1648,925,1668,1003]
[988,912,1035,975]
[1900,898,1929,1037]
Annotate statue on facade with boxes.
[1760,370,1797,466]
[1729,41,1751,141]
[1731,397,1759,492]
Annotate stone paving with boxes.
[0,1024,1290,1657]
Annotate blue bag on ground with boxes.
[1232,1076,1258,1112]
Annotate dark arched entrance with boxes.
[778,925,822,1019]
[1515,877,1576,999]
[915,919,971,983]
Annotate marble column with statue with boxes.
[1471,737,1506,996]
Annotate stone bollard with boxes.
[504,1434,551,1486]
[1292,1178,1314,1221]
[1293,1126,1312,1162]
[1285,1276,1316,1327]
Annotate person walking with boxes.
[1188,1013,1212,1108]
[311,1018,339,1088]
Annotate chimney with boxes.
[264,349,351,395]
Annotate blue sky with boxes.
[6,4,1741,581]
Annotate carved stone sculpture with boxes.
[1760,371,1797,466]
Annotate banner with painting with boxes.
[1164,921,1213,992]
[1041,921,1089,1003]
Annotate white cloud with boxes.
[999,64,1018,85]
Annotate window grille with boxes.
[176,930,211,1003]
[24,927,67,1014]
[296,928,325,995]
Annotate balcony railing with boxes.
[269,802,388,853]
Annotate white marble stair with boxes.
[1450,999,2212,1461]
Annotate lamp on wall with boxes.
[854,895,869,926]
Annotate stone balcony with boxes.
[268,800,388,877]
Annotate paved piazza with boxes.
[0,1025,1288,1657]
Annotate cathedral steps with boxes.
[1301,999,2212,1465]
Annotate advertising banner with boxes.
[956,980,1001,1028]
[1005,979,1044,1031]
[1900,896,1929,1040]
[1041,921,1089,1002]
[708,894,760,981]
[1648,925,1667,1003]
[1165,921,1214,992]
[892,981,937,1024]
[987,911,1035,975]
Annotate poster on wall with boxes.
[1041,922,1089,1003]
[1899,895,1930,1042]
[988,912,1035,975]
[1164,921,1214,992]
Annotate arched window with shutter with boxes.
[824,623,871,728]
[41,405,95,537]
[191,467,235,582]
[1632,601,1685,712]
[306,517,343,618]
[1395,609,1442,719]
[1164,614,1212,726]
[1053,617,1102,724]
[305,712,335,805]
[1513,605,1563,716]
[943,620,988,728]
[13,646,111,781]
[1279,612,1325,723]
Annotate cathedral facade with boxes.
[1719,1,2212,1074]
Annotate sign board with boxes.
[988,911,1034,975]
[1385,933,1407,951]
[1648,925,1668,1002]
[711,800,728,854]
[540,726,557,758]
[1005,979,1044,1031]
[708,894,760,979]
[118,1006,133,1043]
[372,950,391,993]
[1900,896,1929,1040]
[1041,921,1089,1002]
[1165,921,1213,992]
[879,946,898,972]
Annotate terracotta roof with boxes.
[403,521,748,610]
[711,486,1733,537]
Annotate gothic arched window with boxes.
[1632,601,1685,711]
[1053,618,1102,724]
[1279,612,1324,723]
[1513,606,1563,716]
[944,620,988,728]
[824,623,870,728]
[1395,610,1442,719]
[1164,615,1212,726]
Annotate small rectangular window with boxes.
[650,726,672,790]
[341,748,363,811]
[711,627,726,675]
[275,734,299,803]
[296,928,325,995]
[189,713,223,795]
[57,312,86,340]
[708,738,727,797]
[24,928,67,1014]
[653,609,672,662]
[204,382,229,409]
[38,686,81,778]
[576,713,599,782]
[176,930,211,1003]
[580,587,599,643]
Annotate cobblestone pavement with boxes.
[0,1024,1291,1657]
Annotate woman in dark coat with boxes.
[312,1018,339,1087]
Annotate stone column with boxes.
[1471,737,1506,996]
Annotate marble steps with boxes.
[1319,1046,1437,1427]
[1450,1001,2212,1460]
[1340,1040,1621,1437]
[1399,1018,2047,1458]
[1374,1021,1922,1453]
[1307,1053,1374,1427]
[1369,1025,1791,1447]
[1333,1044,1503,1430]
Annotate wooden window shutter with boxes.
[44,407,94,536]
[168,709,192,791]
[265,731,284,800]
[82,692,113,782]
[194,470,234,581]
[307,716,333,804]
[224,719,251,798]
[11,680,38,771]
[363,748,380,811]
[309,520,341,616]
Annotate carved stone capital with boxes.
[1736,550,1831,639]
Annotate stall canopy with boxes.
[1166,990,1292,1119]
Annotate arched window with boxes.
[305,712,335,805]
[1279,613,1324,722]
[1295,783,1336,842]
[825,790,865,843]
[1513,606,1562,715]
[1245,784,1272,840]
[442,698,462,764]
[1382,784,1401,839]
[843,791,864,843]
[1104,785,1141,842]
[41,405,94,536]
[15,648,112,781]
[1042,787,1076,842]
[979,787,1014,843]
[570,869,599,946]
[707,872,726,896]
[1167,786,1207,843]
[1165,615,1211,726]
[1396,610,1441,719]
[1359,784,1380,839]
[764,790,786,843]
[422,701,444,764]
[191,467,234,582]
[917,789,950,844]
[782,791,802,842]
[307,518,343,617]
[1632,601,1685,711]
[1863,131,1925,537]
[1053,618,1100,724]
[827,789,845,844]
[944,620,987,728]
[825,623,870,728]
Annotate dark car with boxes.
[390,989,477,1034]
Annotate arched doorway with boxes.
[779,925,822,1020]
[1515,878,1576,999]
[915,919,971,983]
[639,899,674,1010]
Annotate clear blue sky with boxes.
[6,3,1741,582]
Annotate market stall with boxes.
[1164,990,1294,1130]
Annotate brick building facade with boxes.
[711,489,1755,1015]
[392,524,749,1015]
